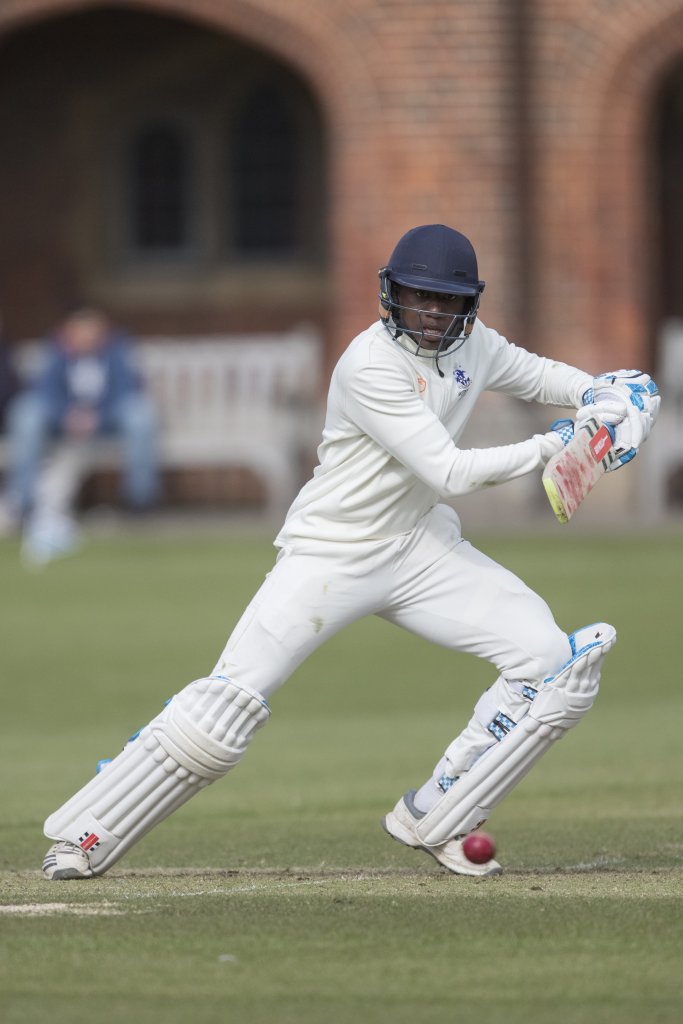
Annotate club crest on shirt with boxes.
[453,365,472,397]
[416,375,427,394]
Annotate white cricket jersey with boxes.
[276,319,593,545]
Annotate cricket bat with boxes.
[542,416,616,523]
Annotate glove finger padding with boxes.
[581,369,660,471]
[595,372,660,424]
[613,399,651,452]
[575,397,627,427]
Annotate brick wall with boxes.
[1,0,682,376]
[530,0,683,372]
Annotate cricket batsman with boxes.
[42,224,660,880]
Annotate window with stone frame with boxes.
[127,120,194,254]
[231,82,301,258]
[121,78,324,268]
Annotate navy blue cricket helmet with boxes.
[378,224,485,360]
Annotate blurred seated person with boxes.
[0,305,160,560]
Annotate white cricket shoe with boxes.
[381,790,502,877]
[42,841,94,880]
[22,513,83,569]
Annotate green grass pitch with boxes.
[1,526,681,1024]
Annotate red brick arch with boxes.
[0,0,381,153]
[595,7,683,371]
[532,0,683,372]
[0,0,386,360]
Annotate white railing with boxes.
[0,326,324,516]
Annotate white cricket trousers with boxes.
[213,504,571,700]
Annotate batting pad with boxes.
[416,623,616,846]
[44,676,270,874]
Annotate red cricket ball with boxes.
[462,831,496,864]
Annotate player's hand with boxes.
[575,398,633,470]
[549,418,574,446]
[580,370,660,438]
[536,418,574,463]
[578,370,660,471]
[606,400,650,470]
[575,394,628,428]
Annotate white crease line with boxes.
[564,856,627,871]
[0,901,127,917]
[118,877,332,900]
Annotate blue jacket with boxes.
[32,331,144,427]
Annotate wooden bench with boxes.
[0,327,324,516]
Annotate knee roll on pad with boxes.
[155,675,269,780]
[44,676,270,874]
[416,623,616,846]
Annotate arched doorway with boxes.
[656,61,683,325]
[652,58,683,507]
[0,6,329,340]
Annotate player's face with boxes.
[394,286,468,349]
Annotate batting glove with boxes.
[549,417,575,446]
[578,370,660,471]
[536,417,574,463]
